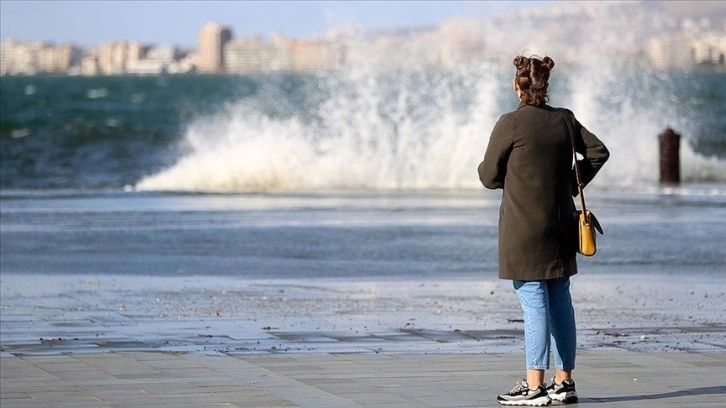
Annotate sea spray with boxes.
[137,1,726,192]
[562,58,726,186]
[136,58,726,192]
[136,64,504,191]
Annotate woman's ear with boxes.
[512,78,518,92]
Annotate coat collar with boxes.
[517,102,549,110]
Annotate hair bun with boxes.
[513,56,529,70]
[542,56,555,70]
[512,54,553,106]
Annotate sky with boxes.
[0,0,548,48]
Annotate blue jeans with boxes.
[513,277,576,371]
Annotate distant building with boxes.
[646,32,726,70]
[79,52,99,76]
[198,22,232,73]
[225,36,270,73]
[646,35,692,70]
[127,45,185,75]
[2,2,725,77]
[225,34,343,74]
[97,42,129,74]
[268,34,295,71]
[690,33,726,67]
[1,40,37,75]
[0,40,81,75]
[291,38,344,73]
[36,42,59,72]
[172,51,197,74]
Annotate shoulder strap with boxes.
[559,109,587,214]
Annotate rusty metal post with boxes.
[658,128,681,184]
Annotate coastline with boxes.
[2,272,723,357]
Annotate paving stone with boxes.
[1,351,725,407]
[0,392,31,399]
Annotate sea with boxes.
[1,64,725,278]
[1,63,725,355]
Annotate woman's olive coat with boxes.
[478,103,609,281]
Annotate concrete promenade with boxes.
[1,350,724,407]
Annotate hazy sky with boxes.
[0,0,547,47]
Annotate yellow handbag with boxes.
[561,110,604,257]
[576,209,603,256]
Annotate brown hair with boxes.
[513,55,555,106]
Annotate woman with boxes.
[478,55,609,406]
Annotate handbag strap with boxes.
[559,109,588,215]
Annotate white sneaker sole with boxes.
[549,391,578,403]
[497,395,552,406]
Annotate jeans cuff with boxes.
[555,365,575,371]
[526,365,550,370]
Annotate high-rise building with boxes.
[97,42,130,74]
[36,43,82,73]
[0,40,37,75]
[80,52,99,76]
[198,22,232,73]
[225,36,268,73]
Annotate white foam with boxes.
[137,64,505,192]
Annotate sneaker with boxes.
[497,379,552,406]
[545,376,579,403]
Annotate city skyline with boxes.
[0,0,547,47]
[3,1,724,77]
